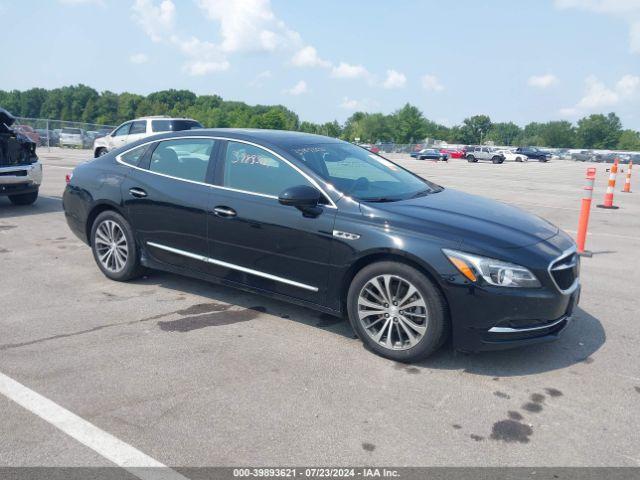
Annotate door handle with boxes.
[129,187,147,198]
[213,206,237,218]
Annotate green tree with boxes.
[617,129,640,151]
[392,104,427,143]
[459,115,492,144]
[486,122,521,145]
[576,113,622,149]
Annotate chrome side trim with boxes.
[333,230,360,240]
[548,246,579,295]
[146,241,319,292]
[488,316,568,333]
[116,135,337,208]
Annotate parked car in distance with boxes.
[465,146,504,163]
[63,129,580,362]
[0,108,42,205]
[93,116,203,157]
[515,147,550,162]
[59,127,87,148]
[35,129,50,146]
[440,147,465,159]
[571,150,594,162]
[495,149,528,162]
[411,148,448,161]
[14,125,40,145]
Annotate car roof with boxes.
[137,128,345,149]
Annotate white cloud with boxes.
[616,73,640,95]
[172,36,230,76]
[249,70,272,87]
[132,0,175,43]
[331,62,370,79]
[284,80,309,96]
[421,74,444,92]
[559,73,639,115]
[129,53,149,64]
[339,97,379,111]
[528,73,558,88]
[555,0,640,53]
[196,0,301,54]
[382,69,406,89]
[291,46,331,68]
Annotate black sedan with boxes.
[410,148,448,161]
[63,129,580,362]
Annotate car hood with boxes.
[362,188,559,249]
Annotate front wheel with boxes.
[492,156,503,164]
[8,190,38,205]
[466,155,476,163]
[91,210,145,281]
[347,261,449,362]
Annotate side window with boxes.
[129,121,146,135]
[222,141,311,197]
[119,144,148,167]
[112,123,131,137]
[149,138,215,183]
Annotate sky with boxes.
[1,0,639,129]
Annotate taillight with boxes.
[65,173,73,184]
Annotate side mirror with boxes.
[278,185,323,216]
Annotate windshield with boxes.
[61,128,81,135]
[287,142,441,202]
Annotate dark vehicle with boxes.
[0,108,42,204]
[515,147,550,162]
[63,129,580,362]
[571,150,595,162]
[410,148,448,161]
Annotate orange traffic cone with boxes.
[597,158,620,209]
[622,160,633,193]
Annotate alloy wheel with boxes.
[94,220,128,273]
[357,275,428,350]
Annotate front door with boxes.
[121,137,218,273]
[109,122,132,150]
[206,140,337,305]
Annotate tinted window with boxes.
[112,123,131,137]
[129,121,146,135]
[288,143,438,202]
[151,120,203,132]
[149,139,215,182]
[222,141,311,197]
[119,145,148,166]
[61,128,82,135]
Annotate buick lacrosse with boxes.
[63,129,580,362]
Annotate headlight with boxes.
[442,249,541,288]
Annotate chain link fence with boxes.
[13,117,115,152]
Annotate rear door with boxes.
[120,137,218,273]
[205,140,337,305]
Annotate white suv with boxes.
[92,116,202,157]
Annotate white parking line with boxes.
[0,371,188,480]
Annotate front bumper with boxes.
[447,280,580,353]
[0,162,42,196]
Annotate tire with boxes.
[347,261,449,362]
[538,158,548,162]
[90,210,145,281]
[8,190,38,205]
[98,148,108,157]
[466,155,476,163]
[515,156,523,162]
[492,156,502,164]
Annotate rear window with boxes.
[151,120,203,133]
[62,128,82,135]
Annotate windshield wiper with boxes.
[410,189,433,199]
[361,196,400,203]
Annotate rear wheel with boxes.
[347,261,449,362]
[90,210,144,281]
[515,156,523,162]
[8,190,38,205]
[492,156,502,164]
